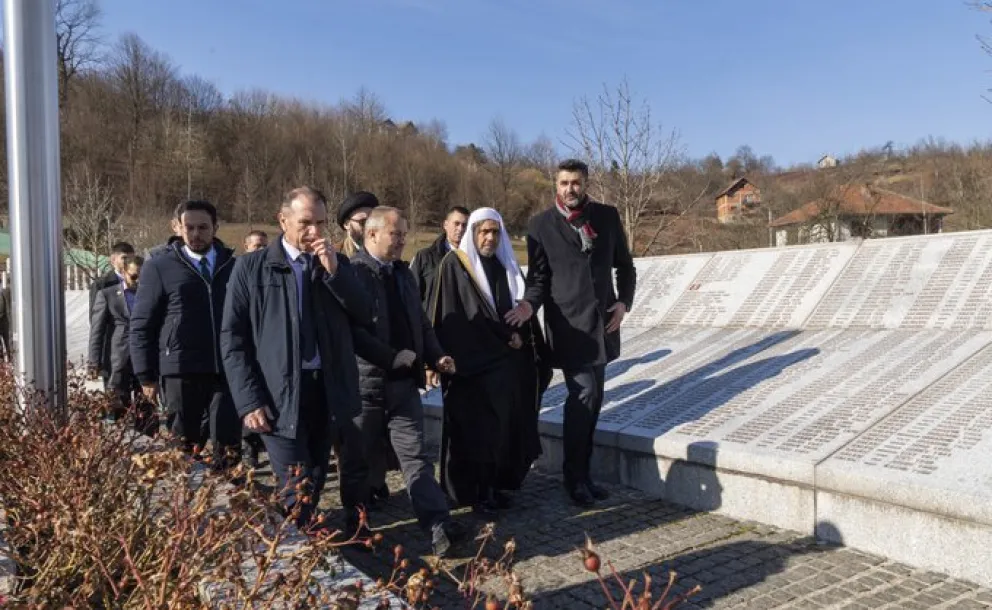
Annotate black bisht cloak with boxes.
[428,249,552,504]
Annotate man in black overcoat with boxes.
[506,158,636,507]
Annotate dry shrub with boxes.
[579,535,700,609]
[381,523,531,609]
[0,367,384,608]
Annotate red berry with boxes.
[583,552,601,573]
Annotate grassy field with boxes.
[217,223,529,265]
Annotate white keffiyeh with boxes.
[458,207,526,311]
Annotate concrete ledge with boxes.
[816,490,992,588]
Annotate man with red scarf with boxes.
[505,158,636,508]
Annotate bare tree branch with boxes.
[565,76,684,249]
[62,164,119,279]
[483,117,523,212]
[56,0,103,107]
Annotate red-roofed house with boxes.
[768,184,953,246]
[716,177,762,223]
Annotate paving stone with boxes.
[976,590,992,604]
[948,600,990,610]
[249,459,992,609]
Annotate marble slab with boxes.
[806,230,992,330]
[658,243,858,328]
[817,341,992,525]
[539,328,992,486]
[623,254,713,328]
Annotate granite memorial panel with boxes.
[623,254,713,328]
[659,243,856,328]
[818,342,992,523]
[611,329,992,482]
[806,230,992,330]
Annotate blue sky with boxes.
[98,0,992,167]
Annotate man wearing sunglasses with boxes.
[89,255,145,421]
[336,191,378,258]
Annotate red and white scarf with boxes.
[555,195,597,252]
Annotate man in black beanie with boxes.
[336,191,379,258]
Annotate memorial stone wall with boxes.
[423,229,992,587]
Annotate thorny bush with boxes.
[0,368,386,608]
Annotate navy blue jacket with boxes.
[128,239,236,383]
[220,238,373,439]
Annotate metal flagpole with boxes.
[3,0,67,408]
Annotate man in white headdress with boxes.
[429,207,551,517]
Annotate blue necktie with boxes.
[298,255,317,364]
[198,257,211,282]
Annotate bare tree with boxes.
[62,164,119,280]
[229,89,283,224]
[56,0,102,108]
[566,76,683,248]
[527,134,558,181]
[400,137,430,232]
[483,117,523,211]
[108,33,178,210]
[638,170,715,255]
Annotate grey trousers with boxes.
[361,379,450,530]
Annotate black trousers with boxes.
[162,373,240,460]
[108,371,158,436]
[262,370,368,527]
[562,364,606,488]
[107,370,141,420]
[360,379,450,530]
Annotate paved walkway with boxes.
[303,461,992,609]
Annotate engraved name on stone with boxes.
[831,342,992,475]
[624,255,712,328]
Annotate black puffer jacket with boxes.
[350,250,446,407]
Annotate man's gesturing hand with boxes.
[436,356,456,374]
[504,300,533,327]
[508,332,523,349]
[243,407,272,433]
[605,302,627,334]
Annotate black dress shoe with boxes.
[492,490,513,509]
[372,484,390,501]
[431,519,466,557]
[585,480,610,501]
[567,484,595,508]
[472,499,500,520]
[244,446,259,469]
